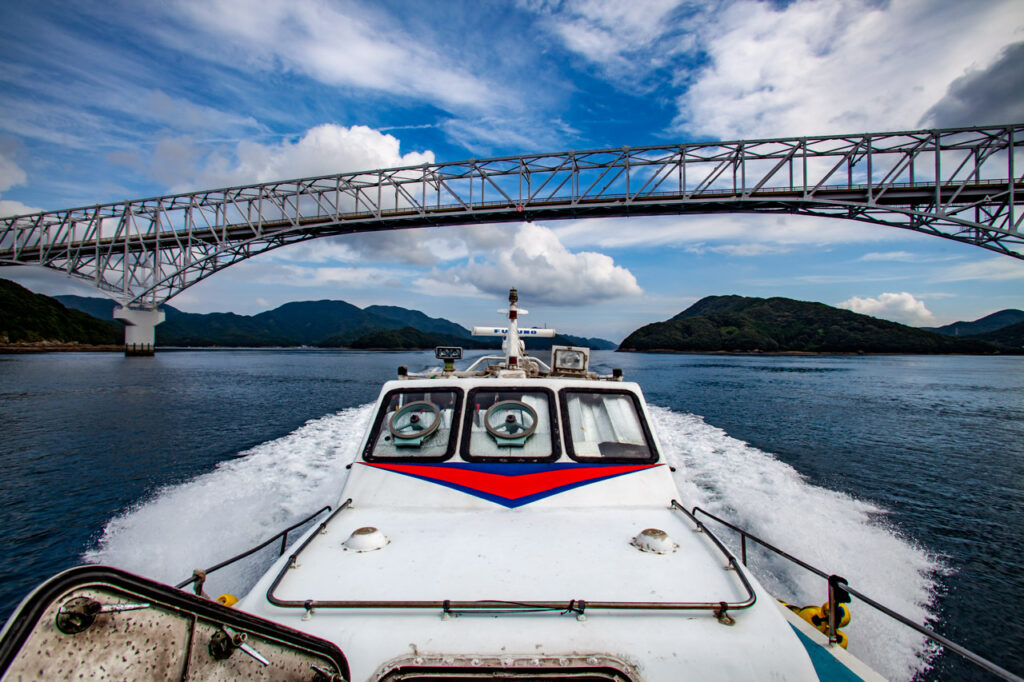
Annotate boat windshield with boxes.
[365,389,460,460]
[562,390,655,461]
[463,388,557,461]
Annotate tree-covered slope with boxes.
[1,279,121,344]
[363,305,473,338]
[971,320,1024,348]
[921,309,1024,336]
[346,327,493,350]
[620,295,1007,354]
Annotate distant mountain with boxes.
[50,292,616,350]
[346,327,492,350]
[1,280,121,345]
[517,333,618,351]
[971,320,1024,348]
[620,295,1010,354]
[921,309,1024,337]
[364,305,472,338]
[57,294,189,320]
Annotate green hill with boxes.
[921,309,1024,336]
[346,327,492,350]
[971,320,1024,348]
[0,279,121,345]
[52,291,616,349]
[619,295,1009,354]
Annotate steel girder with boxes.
[1,124,1022,307]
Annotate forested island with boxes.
[618,295,1022,354]
[3,279,1021,354]
[0,279,121,350]
[0,279,614,351]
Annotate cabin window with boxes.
[461,388,559,462]
[364,389,461,461]
[561,390,657,462]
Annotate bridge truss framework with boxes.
[1,124,1022,310]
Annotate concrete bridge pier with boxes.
[114,307,165,356]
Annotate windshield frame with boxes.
[460,386,561,463]
[558,387,659,464]
[362,387,463,462]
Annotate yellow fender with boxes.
[216,593,238,607]
[797,605,827,632]
[821,602,851,628]
[785,600,851,649]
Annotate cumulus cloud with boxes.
[417,222,642,305]
[145,123,434,192]
[921,41,1024,128]
[675,0,1022,138]
[0,199,41,218]
[837,292,937,326]
[0,153,27,192]
[0,152,40,217]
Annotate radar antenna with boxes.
[472,288,555,369]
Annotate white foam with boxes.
[85,401,939,680]
[84,404,373,600]
[651,405,941,682]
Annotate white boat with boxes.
[1,289,1019,681]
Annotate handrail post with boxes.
[741,534,747,565]
[827,577,838,644]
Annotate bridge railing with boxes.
[1,124,1022,306]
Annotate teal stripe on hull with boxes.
[791,624,865,682]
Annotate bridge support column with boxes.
[114,307,165,357]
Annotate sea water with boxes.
[0,350,1021,681]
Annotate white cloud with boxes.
[171,0,503,112]
[936,257,1024,282]
[0,153,27,192]
[227,260,414,289]
[859,251,918,262]
[553,212,897,250]
[675,0,1022,138]
[686,243,793,256]
[150,123,434,192]
[440,116,578,156]
[858,251,962,264]
[416,222,642,305]
[529,0,698,84]
[0,153,40,217]
[837,292,937,325]
[0,199,41,218]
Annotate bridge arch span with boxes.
[2,124,1022,311]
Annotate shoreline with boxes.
[0,343,123,354]
[615,347,1021,356]
[2,344,1019,357]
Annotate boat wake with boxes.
[86,403,940,682]
[84,405,372,601]
[651,406,941,682]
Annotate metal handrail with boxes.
[684,504,1024,682]
[175,505,332,591]
[264,499,756,616]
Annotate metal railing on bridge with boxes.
[1,124,1022,307]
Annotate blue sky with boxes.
[1,0,1023,340]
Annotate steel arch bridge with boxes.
[2,124,1022,311]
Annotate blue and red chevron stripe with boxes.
[361,462,661,508]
